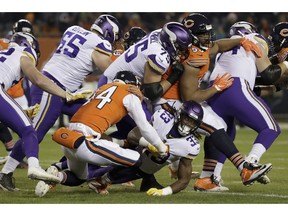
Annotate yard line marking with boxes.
[187,190,288,199]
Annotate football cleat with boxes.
[34,166,59,197]
[194,175,229,192]
[256,175,271,184]
[241,162,272,186]
[35,181,52,197]
[28,166,60,184]
[0,156,8,165]
[0,172,20,192]
[87,178,109,195]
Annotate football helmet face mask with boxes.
[160,22,192,62]
[175,101,203,136]
[182,13,215,50]
[91,14,122,45]
[113,71,141,88]
[123,27,147,50]
[268,22,288,54]
[229,21,258,37]
[9,32,40,59]
[12,19,34,34]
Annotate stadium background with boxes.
[1,12,288,124]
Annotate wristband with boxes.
[162,186,173,195]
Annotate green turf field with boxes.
[0,127,288,204]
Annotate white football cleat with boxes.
[257,174,271,184]
[28,167,60,184]
[35,181,51,197]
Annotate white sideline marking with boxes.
[188,190,288,199]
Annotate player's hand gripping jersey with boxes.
[210,33,268,89]
[139,108,200,174]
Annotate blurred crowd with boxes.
[1,12,287,39]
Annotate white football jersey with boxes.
[139,108,200,174]
[210,33,268,89]
[103,29,171,83]
[0,46,37,90]
[43,25,113,92]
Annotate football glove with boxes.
[147,143,159,157]
[147,143,169,157]
[146,187,173,196]
[166,62,184,85]
[65,89,93,102]
[276,47,288,63]
[24,103,40,119]
[240,38,262,58]
[212,72,234,92]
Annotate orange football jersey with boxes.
[161,45,210,100]
[111,49,124,61]
[184,45,210,79]
[70,82,134,134]
[0,38,9,50]
[6,79,25,98]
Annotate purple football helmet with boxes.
[175,101,203,136]
[229,21,258,37]
[268,22,288,54]
[90,14,122,44]
[160,22,192,62]
[10,32,40,58]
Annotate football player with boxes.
[0,14,121,191]
[34,71,168,197]
[195,21,288,191]
[97,22,192,141]
[154,13,272,191]
[0,19,35,166]
[0,32,90,191]
[86,101,203,196]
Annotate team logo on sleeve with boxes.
[148,54,169,74]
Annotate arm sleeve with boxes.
[123,94,164,149]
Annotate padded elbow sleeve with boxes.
[143,82,163,101]
[260,65,281,84]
